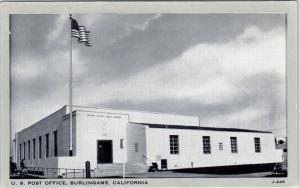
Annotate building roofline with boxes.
[16,105,272,135]
[65,105,199,118]
[15,106,67,134]
[136,123,272,134]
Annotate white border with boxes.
[0,1,297,187]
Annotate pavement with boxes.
[11,170,281,179]
[101,171,275,178]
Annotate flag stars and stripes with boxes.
[71,17,92,47]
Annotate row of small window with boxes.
[169,135,261,154]
[19,130,58,161]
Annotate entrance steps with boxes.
[95,163,149,177]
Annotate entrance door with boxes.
[97,140,113,164]
[161,159,168,170]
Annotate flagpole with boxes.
[69,14,73,156]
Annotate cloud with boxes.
[10,14,286,138]
[11,58,43,81]
[134,14,162,31]
[73,25,285,135]
[75,26,285,105]
[70,14,285,90]
[46,15,68,44]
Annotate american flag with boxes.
[71,17,92,47]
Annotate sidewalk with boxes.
[98,171,274,178]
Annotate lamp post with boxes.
[120,138,125,178]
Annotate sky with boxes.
[10,14,286,138]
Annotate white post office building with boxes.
[14,105,283,176]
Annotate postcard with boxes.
[0,1,297,187]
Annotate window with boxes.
[19,144,22,161]
[202,136,211,154]
[23,142,26,160]
[230,137,238,153]
[254,137,261,153]
[33,139,36,159]
[45,133,49,158]
[39,136,42,159]
[218,142,223,151]
[120,139,124,149]
[54,131,58,157]
[28,140,31,160]
[169,135,179,154]
[134,143,138,152]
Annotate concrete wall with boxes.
[60,115,76,156]
[11,139,16,162]
[72,110,129,170]
[71,106,199,126]
[145,127,283,170]
[16,107,67,167]
[126,123,147,164]
[15,105,283,172]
